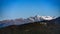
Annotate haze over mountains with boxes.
[0,15,60,28]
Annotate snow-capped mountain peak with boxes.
[26,15,55,22]
[41,16,55,20]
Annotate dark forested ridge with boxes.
[0,17,60,34]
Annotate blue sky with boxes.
[0,0,60,20]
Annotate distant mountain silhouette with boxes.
[0,17,60,34]
[0,16,56,28]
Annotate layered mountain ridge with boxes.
[0,15,59,28]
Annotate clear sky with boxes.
[0,0,60,20]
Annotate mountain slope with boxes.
[0,15,58,28]
[0,18,60,34]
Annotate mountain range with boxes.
[0,15,60,28]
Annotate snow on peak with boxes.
[41,16,54,20]
[26,15,55,22]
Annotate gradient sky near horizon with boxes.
[0,0,60,20]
